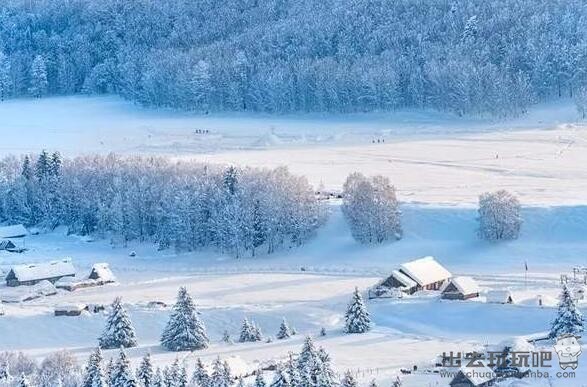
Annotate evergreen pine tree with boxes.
[345,288,371,334]
[222,361,232,386]
[137,353,154,387]
[82,347,106,387]
[99,297,138,349]
[269,367,290,387]
[178,364,188,387]
[297,337,318,387]
[162,366,173,387]
[152,368,163,387]
[191,358,210,387]
[0,360,11,383]
[161,287,209,351]
[210,357,230,387]
[18,373,30,387]
[276,318,291,340]
[106,358,115,386]
[550,285,584,338]
[340,371,357,387]
[112,348,138,387]
[315,348,336,387]
[222,330,233,344]
[36,150,51,181]
[50,151,62,176]
[254,370,266,387]
[236,377,246,387]
[239,318,261,342]
[284,354,300,387]
[29,54,48,98]
[21,156,33,180]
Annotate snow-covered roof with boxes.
[8,259,75,282]
[90,263,116,282]
[0,224,28,239]
[55,304,86,312]
[459,364,495,385]
[391,269,417,289]
[442,276,480,295]
[399,256,451,286]
[486,290,514,303]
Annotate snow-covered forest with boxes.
[0,0,585,117]
[0,153,325,257]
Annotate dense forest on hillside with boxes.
[0,0,585,117]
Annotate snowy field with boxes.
[1,96,585,205]
[1,97,587,386]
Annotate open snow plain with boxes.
[1,97,587,386]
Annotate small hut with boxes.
[0,240,16,251]
[441,277,480,300]
[88,263,116,284]
[377,256,452,296]
[449,365,496,387]
[486,290,515,304]
[5,260,75,287]
[54,304,88,317]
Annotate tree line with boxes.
[0,0,585,117]
[0,152,325,258]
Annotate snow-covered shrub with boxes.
[478,190,522,241]
[37,350,80,387]
[342,173,401,244]
[160,287,209,351]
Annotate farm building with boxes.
[56,262,117,291]
[88,263,116,283]
[378,256,452,295]
[5,260,75,287]
[0,240,16,251]
[0,224,28,239]
[486,290,515,304]
[54,304,88,317]
[449,365,496,387]
[441,276,480,300]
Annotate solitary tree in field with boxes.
[345,287,371,334]
[276,318,292,340]
[342,173,401,244]
[99,297,137,349]
[550,285,584,339]
[478,190,521,241]
[161,287,209,351]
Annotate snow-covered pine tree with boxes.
[269,367,290,387]
[162,366,173,387]
[276,318,291,340]
[251,322,263,342]
[99,297,138,349]
[0,360,11,383]
[18,373,30,387]
[222,330,233,344]
[161,287,209,351]
[239,318,255,343]
[152,368,163,387]
[111,349,138,387]
[191,358,210,387]
[297,336,319,387]
[222,361,232,386]
[29,54,48,98]
[550,285,584,338]
[177,364,188,387]
[82,348,106,387]
[236,377,246,387]
[345,288,371,334]
[315,348,336,387]
[368,379,378,387]
[0,52,11,101]
[340,371,358,387]
[254,370,266,387]
[284,353,300,387]
[106,358,115,386]
[478,190,522,241]
[210,357,230,387]
[136,353,154,387]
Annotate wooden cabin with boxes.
[441,276,480,300]
[54,304,87,317]
[378,256,452,295]
[5,260,75,287]
[88,263,116,283]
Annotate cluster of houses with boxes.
[370,256,516,305]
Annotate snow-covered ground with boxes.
[1,96,585,205]
[1,97,587,386]
[1,203,586,386]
